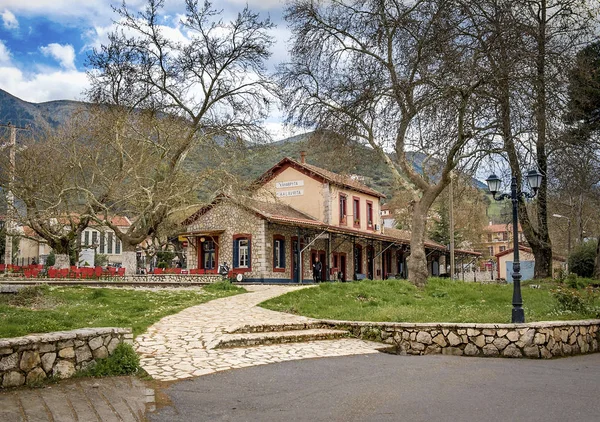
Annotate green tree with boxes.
[568,240,597,278]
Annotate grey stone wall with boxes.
[325,319,600,358]
[0,328,132,388]
[121,274,223,283]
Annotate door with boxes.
[198,239,218,273]
[367,246,374,280]
[340,254,347,282]
[383,249,392,279]
[292,237,301,283]
[506,261,535,282]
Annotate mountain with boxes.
[0,88,486,199]
[0,89,85,131]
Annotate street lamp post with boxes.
[486,169,543,323]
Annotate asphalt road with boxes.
[149,352,600,422]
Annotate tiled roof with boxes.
[383,227,450,251]
[257,157,386,199]
[484,223,522,232]
[183,196,481,256]
[496,246,565,262]
[243,198,318,222]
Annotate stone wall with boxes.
[0,328,132,388]
[121,274,223,283]
[185,202,265,279]
[325,320,600,358]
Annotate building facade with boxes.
[183,155,478,282]
[481,222,526,258]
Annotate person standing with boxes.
[312,256,322,283]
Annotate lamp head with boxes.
[485,174,502,195]
[526,169,543,192]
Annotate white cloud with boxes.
[225,0,285,11]
[1,9,19,30]
[40,43,76,70]
[0,65,88,102]
[0,40,12,66]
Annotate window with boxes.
[84,231,90,246]
[115,239,121,254]
[233,235,252,271]
[353,197,360,227]
[488,246,494,256]
[273,235,285,271]
[202,240,217,270]
[107,233,113,254]
[99,232,105,254]
[499,246,506,252]
[92,231,98,247]
[366,200,374,228]
[339,194,347,224]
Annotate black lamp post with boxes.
[486,169,543,323]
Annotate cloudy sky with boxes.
[0,0,297,139]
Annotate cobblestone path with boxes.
[135,285,383,381]
[0,376,153,422]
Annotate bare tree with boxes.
[0,118,92,267]
[463,0,597,278]
[85,0,275,272]
[279,0,492,286]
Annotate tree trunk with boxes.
[532,243,553,279]
[121,243,138,275]
[407,197,434,287]
[530,0,553,279]
[594,239,600,280]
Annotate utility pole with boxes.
[449,172,455,279]
[1,123,28,272]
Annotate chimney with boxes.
[300,151,306,164]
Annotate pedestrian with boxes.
[312,256,322,283]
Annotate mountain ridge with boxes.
[0,88,486,199]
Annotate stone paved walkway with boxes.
[0,376,153,422]
[135,285,383,381]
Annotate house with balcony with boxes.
[480,222,526,258]
[182,153,479,282]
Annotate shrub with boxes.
[83,343,140,377]
[46,251,56,267]
[551,286,587,312]
[568,240,597,278]
[204,280,245,293]
[95,254,108,267]
[551,285,600,317]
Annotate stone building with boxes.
[182,155,478,282]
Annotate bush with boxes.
[568,240,597,278]
[551,285,600,317]
[46,251,56,267]
[95,254,108,267]
[551,286,587,312]
[204,280,245,293]
[564,274,596,290]
[82,343,140,377]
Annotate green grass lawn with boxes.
[0,282,245,339]
[260,278,599,324]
